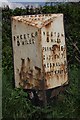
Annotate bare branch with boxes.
[75,56,80,63]
[72,43,80,54]
[66,37,80,54]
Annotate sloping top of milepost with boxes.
[12,14,63,28]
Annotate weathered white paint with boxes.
[12,14,68,90]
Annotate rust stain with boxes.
[12,14,68,91]
[60,63,65,70]
[12,14,57,29]
[52,44,60,52]
[45,21,51,28]
[56,74,59,80]
[19,58,42,89]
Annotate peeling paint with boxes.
[12,14,68,91]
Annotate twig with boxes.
[75,56,80,63]
[72,43,80,54]
[66,37,80,54]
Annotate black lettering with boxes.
[47,32,49,36]
[32,39,35,44]
[43,32,45,35]
[17,35,19,39]
[20,35,22,39]
[47,63,49,68]
[24,34,26,39]
[14,36,16,41]
[22,41,24,45]
[29,39,31,44]
[17,40,20,46]
[51,39,53,42]
[51,32,53,37]
[47,37,49,42]
[35,32,37,36]
[25,39,28,44]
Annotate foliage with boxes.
[2,2,80,119]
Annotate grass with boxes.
[2,64,80,119]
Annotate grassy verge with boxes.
[2,65,80,119]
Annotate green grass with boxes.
[2,65,80,119]
[2,3,80,119]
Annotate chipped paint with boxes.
[12,14,68,91]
